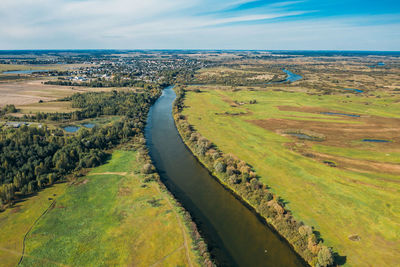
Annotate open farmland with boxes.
[0,80,115,108]
[0,64,91,73]
[179,56,400,266]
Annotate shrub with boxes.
[226,165,236,176]
[265,192,273,201]
[189,133,199,142]
[299,225,313,237]
[317,246,334,267]
[250,178,260,190]
[142,163,154,174]
[214,161,226,173]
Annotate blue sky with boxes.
[0,0,399,50]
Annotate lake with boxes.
[2,69,51,74]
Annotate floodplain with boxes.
[181,53,400,266]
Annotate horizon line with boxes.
[0,49,399,52]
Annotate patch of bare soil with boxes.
[73,179,89,186]
[313,152,400,176]
[0,79,113,107]
[118,186,131,196]
[348,235,361,241]
[249,114,400,149]
[10,207,21,214]
[250,105,400,176]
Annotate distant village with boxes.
[0,52,212,84]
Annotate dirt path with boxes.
[17,200,68,266]
[88,172,127,176]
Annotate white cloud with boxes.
[0,0,398,50]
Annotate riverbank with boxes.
[172,85,336,267]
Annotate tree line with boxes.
[44,78,153,89]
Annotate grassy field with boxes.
[17,101,79,114]
[1,150,200,267]
[0,63,94,73]
[181,85,400,266]
[0,184,67,267]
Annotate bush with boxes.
[142,163,154,174]
[299,225,313,237]
[265,192,273,201]
[317,246,334,267]
[214,161,226,173]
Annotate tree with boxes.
[142,163,154,174]
[214,161,226,173]
[0,184,15,203]
[317,246,334,267]
[48,173,57,185]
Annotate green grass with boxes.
[0,64,92,73]
[17,101,78,114]
[1,150,199,267]
[182,87,400,266]
[312,144,400,164]
[0,184,67,267]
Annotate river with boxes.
[267,69,302,84]
[145,86,305,267]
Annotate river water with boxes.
[267,69,302,84]
[145,86,305,267]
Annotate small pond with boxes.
[2,69,51,74]
[64,126,80,133]
[82,123,95,128]
[287,132,321,141]
[367,62,385,68]
[362,139,391,143]
[344,88,364,93]
[321,112,360,117]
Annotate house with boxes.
[6,122,21,128]
[5,122,30,128]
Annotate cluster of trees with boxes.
[44,78,152,88]
[173,86,334,267]
[0,104,17,116]
[0,88,161,209]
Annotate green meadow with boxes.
[182,86,400,266]
[0,184,67,267]
[1,150,200,267]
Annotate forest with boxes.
[0,88,161,209]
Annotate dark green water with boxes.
[145,86,305,267]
